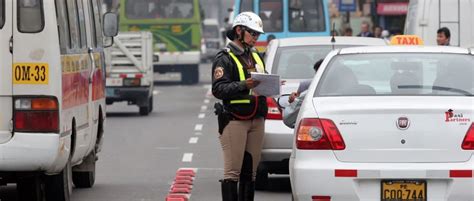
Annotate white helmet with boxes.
[232,12,264,34]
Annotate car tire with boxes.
[17,176,46,201]
[45,158,72,201]
[72,151,96,188]
[148,96,153,112]
[139,105,150,116]
[255,164,269,190]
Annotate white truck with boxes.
[404,0,474,47]
[105,32,155,115]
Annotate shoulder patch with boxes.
[214,67,225,79]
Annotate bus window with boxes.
[18,0,44,33]
[55,0,71,53]
[76,0,87,49]
[86,0,97,47]
[240,0,253,12]
[260,0,283,32]
[91,0,103,47]
[288,0,325,32]
[0,0,4,29]
[66,0,80,50]
[125,0,194,19]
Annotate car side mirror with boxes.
[277,94,291,109]
[103,12,119,37]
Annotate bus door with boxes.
[0,0,13,143]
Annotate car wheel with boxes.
[17,175,46,201]
[72,151,96,188]
[45,158,72,201]
[255,164,269,190]
[148,96,153,112]
[139,105,150,116]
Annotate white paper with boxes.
[250,72,280,97]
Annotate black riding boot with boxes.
[238,180,255,201]
[221,179,238,201]
[238,152,255,201]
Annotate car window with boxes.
[272,45,352,79]
[203,24,219,38]
[0,0,4,29]
[18,0,44,33]
[316,53,474,96]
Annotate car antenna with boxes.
[331,22,336,49]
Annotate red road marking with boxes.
[166,168,197,201]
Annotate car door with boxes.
[0,0,13,144]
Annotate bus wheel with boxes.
[45,158,72,201]
[17,175,46,201]
[72,150,96,188]
[182,65,199,85]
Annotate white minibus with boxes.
[0,0,117,200]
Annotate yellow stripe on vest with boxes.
[230,100,251,104]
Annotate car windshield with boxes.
[203,24,219,38]
[125,0,194,19]
[272,45,352,79]
[316,53,474,97]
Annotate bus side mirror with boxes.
[103,12,118,37]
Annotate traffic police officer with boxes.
[212,12,267,201]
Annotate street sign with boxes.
[339,0,356,12]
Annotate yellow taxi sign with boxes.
[390,35,424,45]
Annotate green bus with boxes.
[119,0,202,84]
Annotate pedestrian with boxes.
[288,59,323,104]
[357,21,374,37]
[344,27,353,36]
[437,27,451,46]
[284,59,323,128]
[374,26,383,38]
[211,11,268,201]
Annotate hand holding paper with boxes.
[250,72,281,97]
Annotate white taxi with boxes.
[290,45,474,201]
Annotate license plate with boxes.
[106,88,116,97]
[13,63,49,84]
[381,180,426,201]
[106,78,123,86]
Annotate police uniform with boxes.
[212,41,267,200]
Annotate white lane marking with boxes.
[182,153,193,162]
[194,124,203,131]
[204,99,210,104]
[198,113,205,119]
[195,132,202,136]
[153,90,159,95]
[200,105,207,112]
[155,147,180,150]
[189,137,199,144]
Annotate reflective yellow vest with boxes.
[228,51,265,104]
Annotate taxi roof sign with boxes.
[390,35,424,45]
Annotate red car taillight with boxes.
[14,97,59,133]
[461,123,474,150]
[296,118,345,150]
[266,97,282,120]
